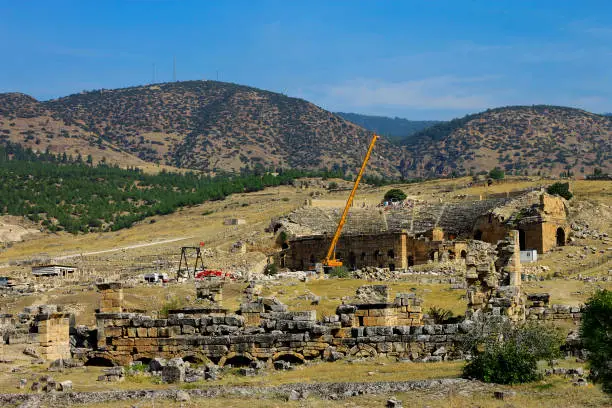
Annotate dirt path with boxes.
[53,236,195,260]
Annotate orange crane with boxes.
[322,133,379,270]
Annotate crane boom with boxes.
[323,133,379,268]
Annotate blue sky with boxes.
[0,0,611,120]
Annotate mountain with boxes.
[336,112,441,142]
[2,82,611,180]
[40,81,401,177]
[398,105,612,178]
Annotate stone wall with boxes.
[284,231,467,271]
[89,283,467,366]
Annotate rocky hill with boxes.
[399,105,612,178]
[40,81,400,177]
[0,93,162,170]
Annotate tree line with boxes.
[0,142,352,234]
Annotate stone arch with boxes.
[474,229,483,240]
[84,356,116,367]
[134,357,152,365]
[182,353,210,365]
[387,249,395,259]
[218,352,255,368]
[272,351,305,365]
[429,250,438,262]
[556,227,566,247]
[349,344,378,358]
[460,250,467,259]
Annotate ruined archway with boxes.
[474,230,483,240]
[182,354,208,365]
[272,351,305,365]
[219,352,255,368]
[135,357,152,366]
[460,250,467,259]
[349,344,378,358]
[556,228,566,247]
[84,356,116,367]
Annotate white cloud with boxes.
[316,76,498,111]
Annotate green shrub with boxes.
[278,231,288,243]
[581,290,612,393]
[464,343,539,384]
[383,188,407,202]
[489,167,505,180]
[264,263,278,276]
[547,182,573,200]
[461,316,564,385]
[328,265,350,278]
[328,181,339,190]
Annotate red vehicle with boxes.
[195,270,236,280]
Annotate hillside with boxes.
[41,81,400,177]
[335,112,440,142]
[398,105,612,178]
[0,93,166,172]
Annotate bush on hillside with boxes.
[264,263,278,276]
[383,188,407,202]
[547,182,573,200]
[488,167,505,180]
[581,290,612,393]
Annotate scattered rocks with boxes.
[22,347,41,359]
[97,367,125,382]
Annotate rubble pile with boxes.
[466,232,524,321]
[352,267,402,281]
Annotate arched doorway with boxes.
[556,228,566,246]
[348,252,357,270]
[408,255,414,267]
[460,250,467,259]
[474,230,483,240]
[519,229,526,250]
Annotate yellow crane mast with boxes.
[322,133,379,269]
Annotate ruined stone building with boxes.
[472,191,569,253]
[282,230,467,271]
[273,190,569,270]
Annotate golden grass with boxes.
[59,375,612,408]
